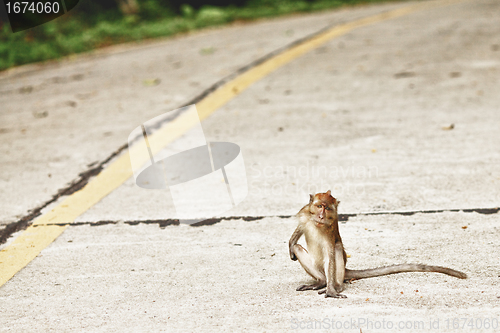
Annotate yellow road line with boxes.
[0,0,467,287]
[195,0,467,120]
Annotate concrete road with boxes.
[1,0,500,331]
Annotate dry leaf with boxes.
[200,47,216,55]
[33,110,48,118]
[142,78,161,86]
[394,71,416,79]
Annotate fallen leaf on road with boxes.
[142,78,161,86]
[33,110,48,118]
[442,124,454,130]
[200,47,216,55]
[394,71,416,79]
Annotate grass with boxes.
[0,0,402,72]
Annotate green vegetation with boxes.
[0,0,400,72]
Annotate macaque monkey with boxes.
[289,190,467,298]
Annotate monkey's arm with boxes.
[322,242,347,298]
[289,226,303,261]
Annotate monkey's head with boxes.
[309,190,339,227]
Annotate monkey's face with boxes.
[309,191,338,227]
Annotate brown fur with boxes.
[289,191,467,298]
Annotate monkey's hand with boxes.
[289,248,297,261]
[319,287,347,298]
[325,292,347,299]
[320,289,347,298]
[288,227,303,261]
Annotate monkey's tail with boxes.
[345,264,467,280]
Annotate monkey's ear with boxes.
[326,190,331,196]
[335,200,340,207]
[309,194,314,203]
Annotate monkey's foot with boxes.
[296,283,326,291]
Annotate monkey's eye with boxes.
[317,205,322,208]
[325,207,331,210]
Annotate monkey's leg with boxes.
[292,244,326,291]
[320,243,347,298]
